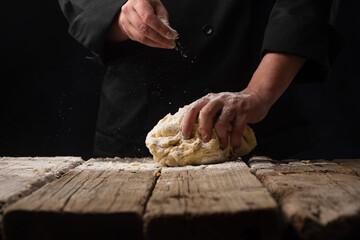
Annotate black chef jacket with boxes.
[59,0,336,159]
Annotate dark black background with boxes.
[0,0,359,159]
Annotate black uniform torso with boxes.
[58,0,335,158]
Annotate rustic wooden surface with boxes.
[333,159,360,175]
[2,157,360,240]
[0,157,83,233]
[3,158,161,240]
[143,160,282,240]
[249,157,360,240]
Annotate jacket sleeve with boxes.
[58,0,127,64]
[261,0,337,82]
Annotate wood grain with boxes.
[144,160,282,240]
[0,157,83,233]
[333,159,360,175]
[249,156,360,240]
[3,158,161,240]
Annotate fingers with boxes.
[135,1,177,38]
[152,1,178,40]
[230,115,247,149]
[124,6,175,48]
[120,0,178,48]
[182,92,254,150]
[215,107,235,149]
[181,98,210,139]
[199,100,223,143]
[151,0,169,22]
[120,13,163,48]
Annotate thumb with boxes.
[149,0,178,37]
[151,0,169,21]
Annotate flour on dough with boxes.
[146,106,257,167]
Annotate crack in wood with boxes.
[33,170,84,211]
[324,173,360,201]
[79,171,111,211]
[142,168,162,217]
[143,160,281,240]
[4,158,359,240]
[249,158,360,240]
[59,170,96,212]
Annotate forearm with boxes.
[244,53,306,106]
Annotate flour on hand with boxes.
[146,106,257,167]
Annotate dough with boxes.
[146,106,257,167]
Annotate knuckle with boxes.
[121,5,129,14]
[220,94,228,100]
[201,97,209,103]
[223,106,233,113]
[139,24,150,35]
[189,105,197,113]
[189,103,200,113]
[234,100,249,114]
[142,13,153,24]
[239,99,248,108]
[215,120,227,129]
[229,98,239,105]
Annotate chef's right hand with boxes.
[108,0,178,49]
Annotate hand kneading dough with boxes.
[146,106,257,167]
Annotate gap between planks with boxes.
[3,157,281,240]
[3,158,161,240]
[5,156,359,240]
[143,159,282,240]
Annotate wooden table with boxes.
[1,157,359,240]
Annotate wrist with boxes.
[245,71,282,106]
[240,87,274,111]
[246,53,306,106]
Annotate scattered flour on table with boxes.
[146,105,257,167]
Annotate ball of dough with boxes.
[146,106,257,167]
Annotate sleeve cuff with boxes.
[68,0,126,64]
[261,14,332,82]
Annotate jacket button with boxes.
[202,25,213,36]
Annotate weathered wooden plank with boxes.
[333,159,360,175]
[249,156,360,240]
[144,160,282,240]
[0,157,83,233]
[3,158,161,240]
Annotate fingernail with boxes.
[169,41,176,49]
[202,135,210,143]
[165,31,178,40]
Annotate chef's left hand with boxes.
[181,53,306,150]
[181,90,271,149]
